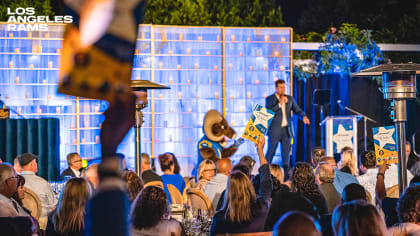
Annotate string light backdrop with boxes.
[0,23,292,175]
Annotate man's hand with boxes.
[256,136,265,153]
[303,116,310,125]
[378,161,390,175]
[256,136,267,165]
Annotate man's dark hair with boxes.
[342,183,367,202]
[239,156,255,172]
[359,151,376,169]
[232,164,250,178]
[66,153,79,166]
[311,147,326,167]
[275,79,285,87]
[397,186,420,224]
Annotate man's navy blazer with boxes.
[265,94,306,138]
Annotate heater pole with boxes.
[134,104,145,176]
[394,99,408,193]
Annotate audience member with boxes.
[358,151,413,204]
[214,163,250,211]
[406,141,420,176]
[273,211,321,236]
[332,200,387,236]
[311,147,326,168]
[321,156,359,194]
[315,162,341,213]
[116,153,129,171]
[210,138,272,235]
[291,162,328,215]
[265,186,319,231]
[122,170,143,202]
[46,178,92,236]
[86,163,99,190]
[196,160,216,191]
[240,155,256,174]
[376,161,399,227]
[13,157,21,174]
[158,153,185,203]
[0,163,29,216]
[163,152,181,175]
[388,185,420,235]
[19,153,57,218]
[140,153,162,185]
[338,146,358,176]
[270,164,284,184]
[61,153,83,180]
[342,183,367,202]
[131,186,184,236]
[204,158,232,210]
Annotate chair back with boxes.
[215,232,272,236]
[167,184,183,204]
[22,187,42,220]
[387,185,399,198]
[365,190,373,204]
[182,181,192,204]
[144,181,164,189]
[187,188,213,215]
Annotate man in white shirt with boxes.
[60,152,83,180]
[357,150,413,204]
[266,79,310,176]
[0,163,29,216]
[19,153,57,218]
[204,158,232,210]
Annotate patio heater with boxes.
[131,80,169,175]
[353,63,419,193]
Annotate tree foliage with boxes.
[143,0,285,27]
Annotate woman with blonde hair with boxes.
[270,164,284,183]
[210,138,272,235]
[46,178,92,236]
[196,160,216,191]
[338,147,358,176]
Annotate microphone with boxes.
[337,100,344,110]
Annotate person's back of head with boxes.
[131,186,168,230]
[239,155,255,173]
[86,163,99,189]
[0,163,17,198]
[158,153,174,174]
[339,147,357,176]
[342,183,367,202]
[141,153,151,171]
[274,211,321,236]
[397,186,420,225]
[216,158,232,176]
[320,157,337,168]
[18,153,38,172]
[54,178,92,234]
[270,164,284,184]
[123,170,144,202]
[312,147,326,167]
[332,200,387,236]
[232,163,251,178]
[315,162,335,184]
[291,162,319,195]
[359,150,376,171]
[225,170,256,224]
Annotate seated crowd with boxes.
[0,140,419,236]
